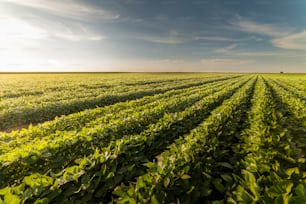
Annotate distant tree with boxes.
[280,71,284,74]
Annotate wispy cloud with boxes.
[46,22,106,41]
[0,16,105,44]
[2,0,120,20]
[226,50,306,58]
[138,31,183,44]
[272,30,306,50]
[193,35,262,42]
[229,15,306,50]
[245,36,263,41]
[230,16,291,37]
[0,1,107,45]
[139,36,182,44]
[215,44,238,53]
[235,51,279,57]
[0,16,45,40]
[194,36,236,42]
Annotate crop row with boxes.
[0,77,242,187]
[0,74,305,203]
[271,75,305,92]
[0,73,229,99]
[0,76,239,151]
[271,79,306,102]
[0,75,238,130]
[0,77,252,203]
[113,77,306,203]
[111,76,256,203]
[225,77,305,203]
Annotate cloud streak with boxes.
[0,1,107,46]
[272,30,306,50]
[194,36,236,42]
[215,44,238,53]
[230,16,291,37]
[2,0,120,21]
[229,15,306,50]
[137,31,183,44]
[0,16,105,44]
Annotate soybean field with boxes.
[0,73,305,203]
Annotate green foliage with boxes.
[0,73,305,203]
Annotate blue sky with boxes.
[0,0,306,72]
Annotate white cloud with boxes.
[235,51,279,57]
[229,16,306,51]
[155,59,186,64]
[230,16,291,37]
[221,50,306,58]
[140,36,182,44]
[2,0,119,20]
[215,44,238,53]
[0,1,107,72]
[272,30,306,50]
[138,31,183,44]
[194,36,235,41]
[46,21,106,41]
[0,1,107,48]
[0,17,45,49]
[0,18,45,40]
[245,36,263,41]
[193,35,263,42]
[0,16,105,48]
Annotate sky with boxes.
[0,0,306,72]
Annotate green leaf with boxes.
[285,182,294,194]
[163,177,170,188]
[213,178,225,193]
[227,197,237,204]
[112,186,126,197]
[34,198,49,204]
[285,167,299,177]
[12,184,25,195]
[218,162,233,169]
[221,174,232,183]
[295,184,306,197]
[151,195,159,204]
[290,184,306,204]
[181,174,191,180]
[202,172,212,179]
[242,170,256,185]
[4,193,21,204]
[24,174,53,188]
[0,187,10,196]
[137,177,145,189]
[234,185,254,203]
[212,200,223,204]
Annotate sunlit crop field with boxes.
[0,73,305,203]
